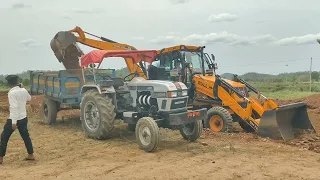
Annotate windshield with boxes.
[184,51,210,73]
[151,50,210,72]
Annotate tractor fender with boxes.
[80,85,117,109]
[81,85,102,94]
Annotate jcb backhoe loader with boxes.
[50,26,148,79]
[150,45,315,141]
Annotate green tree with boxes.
[311,71,319,81]
[22,78,30,86]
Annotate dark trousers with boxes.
[0,118,34,157]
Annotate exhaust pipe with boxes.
[258,102,315,141]
[50,31,83,69]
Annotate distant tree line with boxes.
[239,71,320,82]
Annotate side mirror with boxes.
[211,54,215,61]
[213,63,218,70]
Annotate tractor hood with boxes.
[127,77,188,92]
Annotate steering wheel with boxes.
[124,72,145,82]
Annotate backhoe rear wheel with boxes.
[80,89,116,140]
[205,107,233,133]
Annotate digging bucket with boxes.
[50,31,82,69]
[257,102,315,141]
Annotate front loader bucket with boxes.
[50,31,83,69]
[257,102,315,141]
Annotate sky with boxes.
[1,0,320,75]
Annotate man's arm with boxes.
[8,92,18,125]
[23,88,31,101]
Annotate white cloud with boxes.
[20,39,41,48]
[170,0,192,5]
[61,14,72,20]
[150,35,181,45]
[150,32,276,46]
[71,8,103,14]
[11,2,31,9]
[276,33,320,46]
[208,13,238,23]
[253,34,277,43]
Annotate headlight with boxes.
[167,91,177,98]
[182,90,188,96]
[153,92,167,98]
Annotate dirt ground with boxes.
[0,92,320,180]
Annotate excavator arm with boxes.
[50,26,147,79]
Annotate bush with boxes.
[22,79,30,86]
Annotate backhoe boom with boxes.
[50,26,147,78]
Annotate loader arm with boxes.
[51,26,147,79]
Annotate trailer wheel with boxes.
[80,90,116,139]
[179,120,203,142]
[205,107,233,133]
[41,97,58,125]
[135,117,160,152]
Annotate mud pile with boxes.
[286,130,320,153]
[275,94,320,109]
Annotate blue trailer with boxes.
[30,69,116,123]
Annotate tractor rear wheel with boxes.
[41,97,58,125]
[205,107,233,133]
[80,89,116,139]
[135,117,160,152]
[179,120,203,142]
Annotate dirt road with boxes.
[0,93,320,180]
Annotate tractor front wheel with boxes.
[204,107,233,133]
[135,117,160,152]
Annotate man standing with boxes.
[0,75,35,165]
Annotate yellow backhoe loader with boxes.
[149,45,315,141]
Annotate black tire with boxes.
[128,124,136,131]
[41,97,58,125]
[204,107,233,133]
[135,117,160,152]
[80,89,116,139]
[179,120,203,142]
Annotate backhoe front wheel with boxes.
[135,117,160,152]
[179,120,203,142]
[80,90,116,140]
[205,107,233,133]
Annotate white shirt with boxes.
[8,86,31,124]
